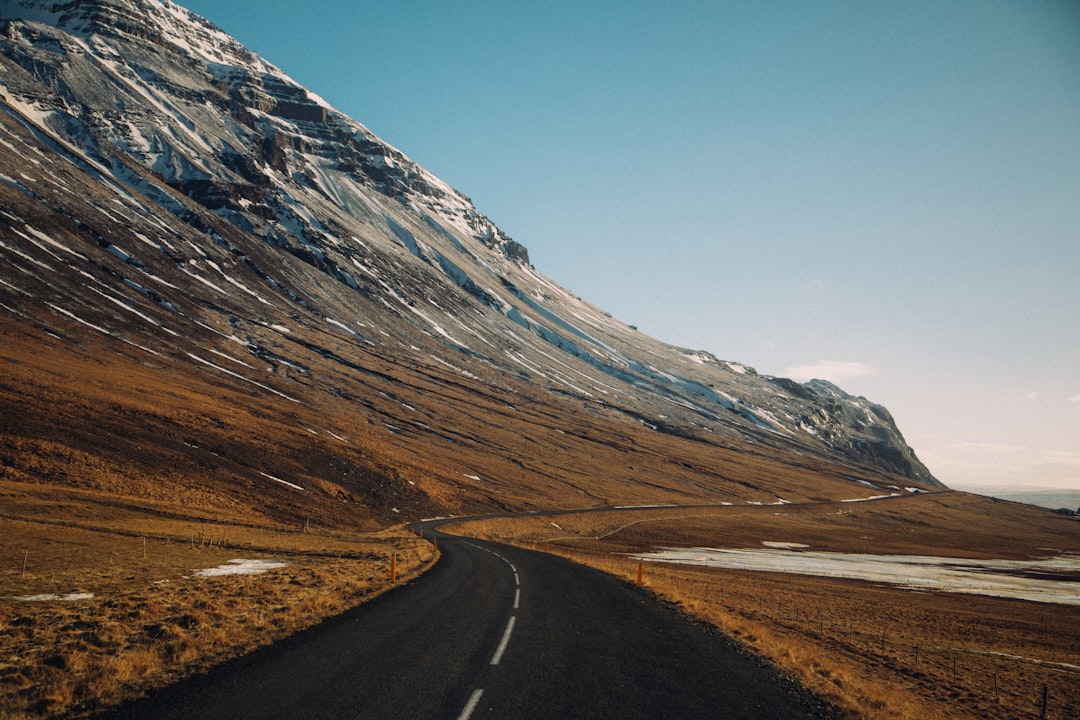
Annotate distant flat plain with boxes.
[964,486,1080,512]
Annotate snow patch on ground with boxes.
[259,472,304,492]
[631,548,1080,606]
[186,353,298,402]
[15,592,94,602]
[194,559,289,577]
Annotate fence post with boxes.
[636,562,643,587]
[390,552,397,583]
[1041,684,1048,719]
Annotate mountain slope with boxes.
[0,0,940,528]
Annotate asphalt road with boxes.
[102,524,834,719]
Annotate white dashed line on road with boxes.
[457,688,484,720]
[490,615,516,666]
[457,543,523,718]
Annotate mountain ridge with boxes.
[0,0,941,527]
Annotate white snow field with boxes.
[632,545,1080,606]
[194,559,290,577]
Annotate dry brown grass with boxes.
[0,506,436,718]
[0,306,941,535]
[452,493,1080,720]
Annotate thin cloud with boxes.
[1040,451,1080,467]
[784,361,876,383]
[1070,393,1080,404]
[947,442,1024,453]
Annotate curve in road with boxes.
[102,523,836,719]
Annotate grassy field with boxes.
[452,492,1080,720]
[4,483,1077,719]
[0,483,435,719]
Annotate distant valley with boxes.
[964,486,1080,512]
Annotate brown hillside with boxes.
[1,312,931,531]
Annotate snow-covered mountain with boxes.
[0,0,940,521]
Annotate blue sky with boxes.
[181,1,1080,491]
